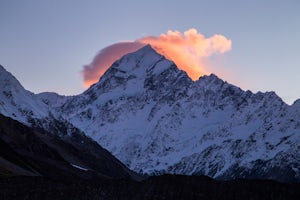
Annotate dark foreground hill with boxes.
[0,175,299,200]
[0,114,138,180]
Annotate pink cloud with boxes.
[82,29,232,87]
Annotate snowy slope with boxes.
[58,45,300,182]
[0,65,80,137]
[36,92,72,109]
[0,65,49,124]
[0,66,139,180]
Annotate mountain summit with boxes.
[0,46,299,182]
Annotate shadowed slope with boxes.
[0,114,139,180]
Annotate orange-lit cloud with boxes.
[82,42,144,87]
[82,29,231,87]
[139,29,231,80]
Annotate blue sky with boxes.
[0,0,299,104]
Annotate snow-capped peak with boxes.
[61,45,184,115]
[95,44,176,85]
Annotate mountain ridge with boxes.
[56,46,300,182]
[0,45,299,182]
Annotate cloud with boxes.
[82,29,232,87]
[139,29,232,80]
[82,42,144,87]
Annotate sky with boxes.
[0,0,299,104]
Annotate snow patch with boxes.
[70,163,89,171]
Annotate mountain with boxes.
[58,45,300,182]
[1,45,299,182]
